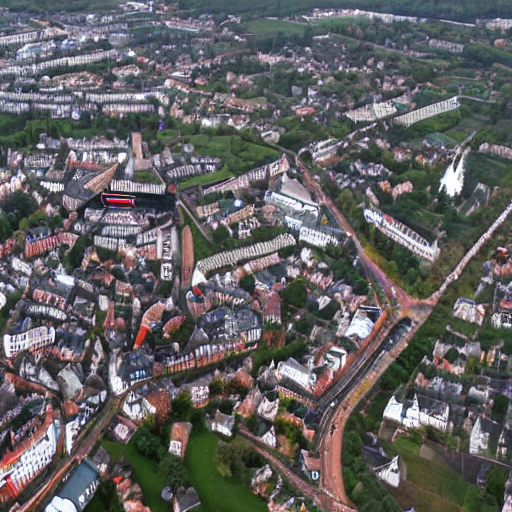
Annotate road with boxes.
[18,394,125,512]
[239,427,356,512]
[297,150,512,509]
[21,151,512,512]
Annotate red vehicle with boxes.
[101,193,135,208]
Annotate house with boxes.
[383,393,451,433]
[277,357,316,392]
[300,450,321,481]
[169,422,193,458]
[375,455,404,488]
[45,459,100,512]
[235,386,262,418]
[323,346,348,372]
[470,416,501,456]
[0,405,60,502]
[260,426,277,449]
[4,326,55,358]
[176,487,202,512]
[180,376,212,406]
[209,410,235,437]
[257,396,279,422]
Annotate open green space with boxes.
[178,167,234,190]
[382,437,497,512]
[100,439,169,512]
[241,18,307,39]
[185,134,280,176]
[185,431,267,512]
[384,437,469,506]
[179,0,512,23]
[1,0,120,12]
[182,210,217,261]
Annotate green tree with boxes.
[158,453,187,496]
[239,274,255,295]
[2,191,38,231]
[281,278,308,309]
[209,378,225,397]
[172,390,194,420]
[131,426,166,461]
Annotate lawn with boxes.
[185,431,267,512]
[241,18,307,39]
[100,440,169,512]
[381,436,493,512]
[182,210,217,261]
[185,134,280,176]
[178,167,234,190]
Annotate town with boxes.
[2,2,512,512]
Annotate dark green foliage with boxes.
[2,191,38,232]
[179,0,512,24]
[214,440,265,483]
[172,390,194,421]
[54,141,69,171]
[464,45,512,69]
[239,274,255,295]
[486,466,508,509]
[316,299,340,321]
[95,246,117,263]
[131,426,167,462]
[209,378,226,397]
[89,479,124,512]
[0,214,13,244]
[491,394,509,424]
[281,279,308,309]
[443,347,460,364]
[274,416,310,449]
[158,453,188,495]
[251,340,308,373]
[64,235,92,273]
[212,224,231,246]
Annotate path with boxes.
[239,427,356,512]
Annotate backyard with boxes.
[185,431,267,512]
[86,431,267,512]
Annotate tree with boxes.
[239,274,255,295]
[131,426,166,461]
[2,191,37,231]
[486,465,508,508]
[281,278,308,309]
[209,378,225,397]
[492,393,509,423]
[158,453,187,495]
[172,390,194,420]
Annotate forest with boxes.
[3,0,512,23]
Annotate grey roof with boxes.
[178,487,201,512]
[58,459,99,512]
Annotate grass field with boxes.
[185,134,280,175]
[381,437,494,512]
[185,431,267,512]
[241,18,308,38]
[178,167,234,190]
[182,210,217,260]
[100,440,169,512]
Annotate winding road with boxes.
[295,150,512,510]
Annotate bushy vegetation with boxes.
[214,439,265,482]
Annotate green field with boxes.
[241,18,308,38]
[382,437,496,512]
[185,134,280,176]
[99,440,169,512]
[178,167,234,190]
[182,210,217,260]
[185,431,267,512]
